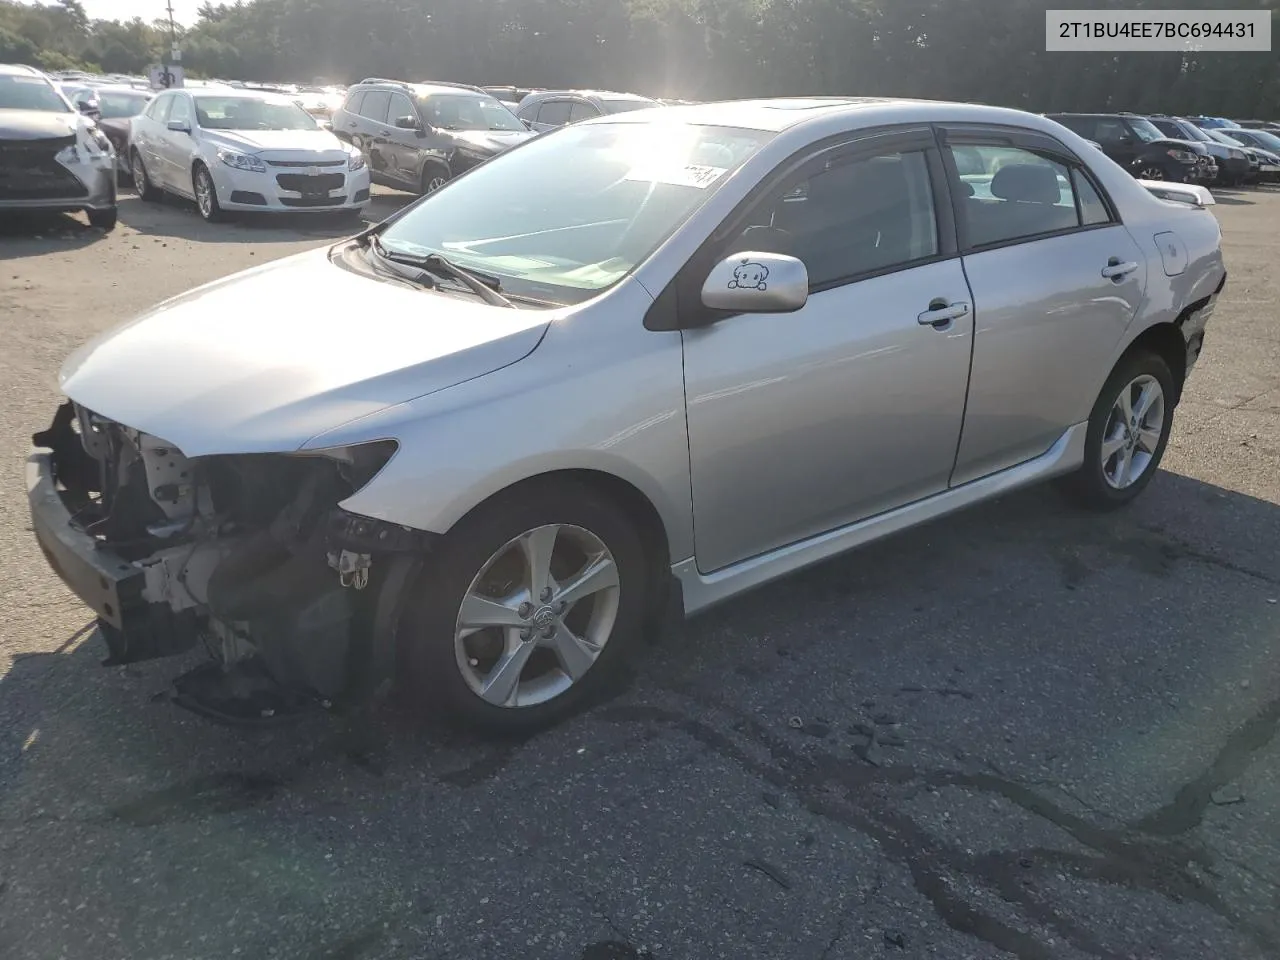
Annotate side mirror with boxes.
[394,114,420,130]
[166,119,190,133]
[77,98,99,117]
[700,252,808,314]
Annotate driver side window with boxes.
[728,149,940,289]
[147,95,172,123]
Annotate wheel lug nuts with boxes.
[540,588,553,602]
[519,627,532,641]
[542,626,555,639]
[518,602,532,618]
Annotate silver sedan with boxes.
[28,98,1226,734]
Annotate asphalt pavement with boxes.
[1,184,1278,960]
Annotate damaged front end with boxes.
[27,400,430,725]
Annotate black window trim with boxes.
[646,124,960,332]
[933,123,1121,256]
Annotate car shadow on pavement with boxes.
[2,470,1279,959]
[0,212,112,255]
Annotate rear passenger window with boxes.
[948,144,1093,248]
[568,101,599,124]
[146,95,172,123]
[537,101,571,126]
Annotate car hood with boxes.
[448,128,536,154]
[0,108,80,140]
[58,248,553,456]
[200,127,349,156]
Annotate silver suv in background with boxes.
[515,89,660,132]
[0,63,118,230]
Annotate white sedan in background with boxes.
[127,88,370,222]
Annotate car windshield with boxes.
[98,91,151,119]
[193,96,318,130]
[1128,118,1165,143]
[1207,129,1247,147]
[377,121,773,305]
[0,75,71,112]
[1241,130,1280,152]
[419,93,525,132]
[603,98,657,114]
[1171,120,1211,142]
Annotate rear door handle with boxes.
[1102,259,1139,279]
[918,300,970,327]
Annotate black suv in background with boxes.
[1045,113,1210,183]
[331,78,534,195]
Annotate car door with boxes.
[358,90,393,180]
[680,129,974,572]
[383,91,420,185]
[939,129,1146,486]
[158,93,195,194]
[335,90,365,147]
[134,93,172,183]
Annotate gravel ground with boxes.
[1,184,1278,960]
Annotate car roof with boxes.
[526,89,653,102]
[185,88,300,106]
[594,97,1049,134]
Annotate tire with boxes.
[86,206,118,231]
[131,149,159,201]
[192,163,226,222]
[420,163,449,196]
[1136,165,1165,181]
[399,479,649,734]
[1059,350,1176,511]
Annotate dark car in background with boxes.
[1200,128,1267,183]
[515,89,660,132]
[1147,114,1247,186]
[482,85,541,112]
[1210,128,1280,182]
[0,63,118,229]
[78,85,153,181]
[332,78,534,195]
[1045,113,1210,183]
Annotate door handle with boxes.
[918,299,970,327]
[1102,258,1139,280]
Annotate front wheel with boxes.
[86,206,118,231]
[1059,350,1175,510]
[1137,165,1166,181]
[192,163,225,222]
[420,163,449,196]
[399,480,649,734]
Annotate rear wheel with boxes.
[400,480,648,734]
[131,149,159,200]
[1060,350,1175,510]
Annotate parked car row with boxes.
[1048,111,1280,188]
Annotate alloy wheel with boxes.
[453,523,621,708]
[424,174,447,194]
[1139,166,1165,180]
[195,169,214,219]
[1100,374,1165,490]
[132,153,148,192]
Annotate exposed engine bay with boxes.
[32,401,428,725]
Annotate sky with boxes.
[79,0,202,26]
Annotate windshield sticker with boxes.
[623,163,727,188]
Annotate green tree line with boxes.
[3,0,1279,117]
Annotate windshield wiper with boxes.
[369,236,514,308]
